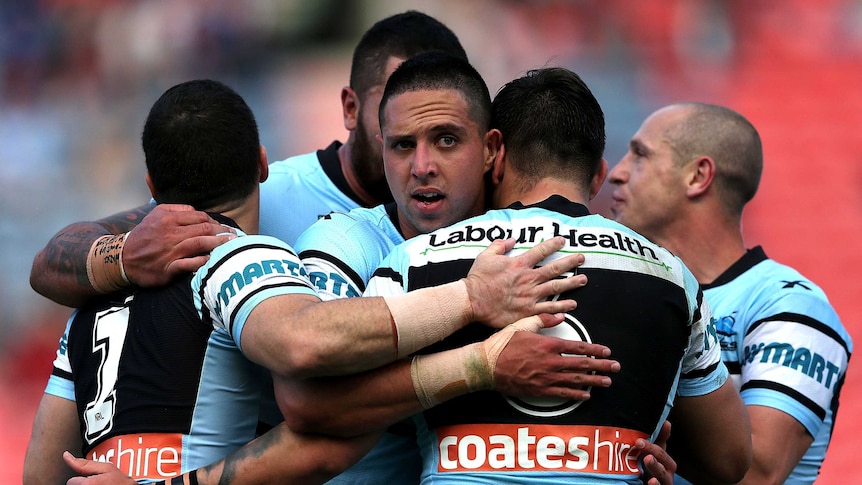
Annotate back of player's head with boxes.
[492,67,605,188]
[143,79,261,211]
[350,10,467,98]
[379,50,491,132]
[665,102,762,216]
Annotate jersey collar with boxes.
[702,246,768,289]
[506,194,591,218]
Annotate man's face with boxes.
[608,106,689,240]
[351,56,405,203]
[380,88,491,239]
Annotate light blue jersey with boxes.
[294,202,422,485]
[703,247,851,484]
[259,142,365,246]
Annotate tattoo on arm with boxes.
[218,426,285,485]
[43,205,153,286]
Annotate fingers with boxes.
[482,237,516,256]
[62,451,114,475]
[508,313,565,332]
[636,434,677,484]
[512,236,566,266]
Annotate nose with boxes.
[411,143,438,178]
[608,156,628,185]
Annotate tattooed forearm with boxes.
[218,424,284,484]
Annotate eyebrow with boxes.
[629,139,650,155]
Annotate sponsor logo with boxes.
[306,271,360,298]
[217,258,309,311]
[89,433,182,479]
[743,342,842,390]
[436,423,646,475]
[425,222,665,267]
[715,313,738,352]
[781,280,811,290]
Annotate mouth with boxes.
[412,190,444,205]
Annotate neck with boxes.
[648,210,746,285]
[337,137,382,207]
[219,191,261,235]
[497,177,590,209]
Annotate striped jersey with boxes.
[49,219,318,483]
[702,247,851,484]
[365,196,727,485]
[294,202,423,484]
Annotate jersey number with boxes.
[83,299,132,443]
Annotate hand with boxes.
[123,204,236,286]
[491,317,620,401]
[637,420,677,485]
[63,452,136,485]
[464,237,587,328]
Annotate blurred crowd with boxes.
[1,1,861,481]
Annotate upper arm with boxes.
[670,379,752,484]
[23,394,82,485]
[737,405,812,485]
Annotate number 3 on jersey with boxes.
[83,296,132,444]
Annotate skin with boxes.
[22,394,81,485]
[339,56,405,206]
[380,88,500,239]
[610,104,804,484]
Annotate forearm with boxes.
[277,360,419,436]
[177,423,378,485]
[30,222,114,307]
[248,283,474,378]
[30,206,150,307]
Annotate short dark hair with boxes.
[142,79,261,211]
[491,68,606,188]
[350,10,467,98]
[379,50,491,133]
[666,102,762,216]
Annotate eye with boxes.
[437,135,456,148]
[391,139,414,151]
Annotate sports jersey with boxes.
[50,218,318,483]
[294,202,423,485]
[702,247,851,484]
[365,196,727,485]
[259,141,366,246]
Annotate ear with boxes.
[589,158,609,200]
[341,86,359,131]
[258,145,269,183]
[483,129,503,175]
[490,142,506,186]
[686,156,716,198]
[145,172,157,199]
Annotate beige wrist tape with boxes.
[384,280,471,358]
[410,326,518,409]
[86,233,130,293]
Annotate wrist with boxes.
[410,342,492,409]
[86,232,131,293]
[383,280,471,358]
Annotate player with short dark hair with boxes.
[363,67,753,484]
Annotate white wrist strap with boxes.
[384,280,471,358]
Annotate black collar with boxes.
[702,246,768,289]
